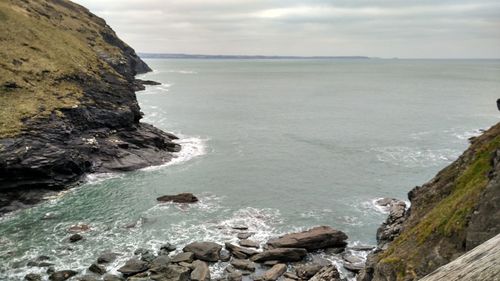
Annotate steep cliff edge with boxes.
[359,122,500,281]
[0,0,180,213]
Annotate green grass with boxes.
[0,0,126,137]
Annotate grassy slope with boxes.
[375,123,500,280]
[0,0,125,137]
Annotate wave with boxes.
[372,146,461,168]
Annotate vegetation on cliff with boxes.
[360,123,500,281]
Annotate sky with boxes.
[73,0,500,58]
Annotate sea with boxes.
[1,58,499,280]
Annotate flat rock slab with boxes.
[267,226,348,251]
[239,239,259,249]
[251,248,307,262]
[117,259,149,276]
[183,241,222,262]
[157,193,198,203]
[230,259,256,272]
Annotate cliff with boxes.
[359,122,500,280]
[0,0,180,214]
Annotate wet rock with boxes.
[237,232,253,240]
[344,262,364,273]
[117,259,149,276]
[68,224,90,233]
[239,239,259,249]
[220,249,231,262]
[97,252,118,264]
[49,270,78,281]
[376,199,407,249]
[231,226,248,230]
[261,263,287,281]
[191,260,210,281]
[263,260,279,266]
[150,255,171,268]
[150,264,191,281]
[324,247,345,255]
[69,233,83,243]
[158,243,176,255]
[283,272,299,280]
[36,255,51,261]
[103,274,124,281]
[267,226,348,251]
[342,253,363,264]
[230,259,256,272]
[171,252,195,263]
[225,242,259,259]
[47,267,56,274]
[309,265,341,281]
[348,245,375,251]
[157,193,198,203]
[183,241,222,262]
[89,263,106,275]
[227,271,243,281]
[295,264,323,280]
[24,273,42,281]
[251,248,307,263]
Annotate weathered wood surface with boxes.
[419,233,500,281]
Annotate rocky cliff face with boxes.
[358,123,500,281]
[0,0,179,214]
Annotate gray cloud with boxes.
[73,0,500,58]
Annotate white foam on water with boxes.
[361,197,411,215]
[141,135,208,172]
[448,128,483,140]
[372,146,461,168]
[166,70,198,74]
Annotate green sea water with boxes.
[1,59,499,280]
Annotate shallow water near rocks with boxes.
[1,59,499,280]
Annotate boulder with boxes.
[261,264,287,281]
[49,270,78,281]
[117,259,149,276]
[237,232,253,240]
[191,260,210,281]
[150,264,191,281]
[157,193,198,203]
[295,264,323,279]
[309,265,342,281]
[183,242,222,262]
[69,234,83,243]
[251,248,307,263]
[150,255,171,268]
[89,263,106,275]
[97,252,118,264]
[24,273,42,281]
[220,249,231,261]
[267,226,348,251]
[171,252,195,263]
[227,271,243,281]
[230,259,256,272]
[158,243,176,255]
[225,242,259,259]
[239,239,259,249]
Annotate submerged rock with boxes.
[267,226,348,251]
[183,241,222,262]
[49,270,78,281]
[24,273,42,281]
[97,252,119,264]
[89,263,106,275]
[69,233,83,243]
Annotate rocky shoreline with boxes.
[18,223,373,281]
[0,0,180,216]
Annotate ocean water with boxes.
[1,59,499,280]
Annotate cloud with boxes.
[73,0,500,58]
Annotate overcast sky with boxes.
[73,0,500,58]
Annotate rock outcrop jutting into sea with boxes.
[0,0,179,214]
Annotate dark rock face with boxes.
[0,0,179,216]
[157,193,199,204]
[117,259,149,276]
[374,199,407,249]
[48,270,78,281]
[251,248,307,262]
[183,242,222,262]
[267,226,348,251]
